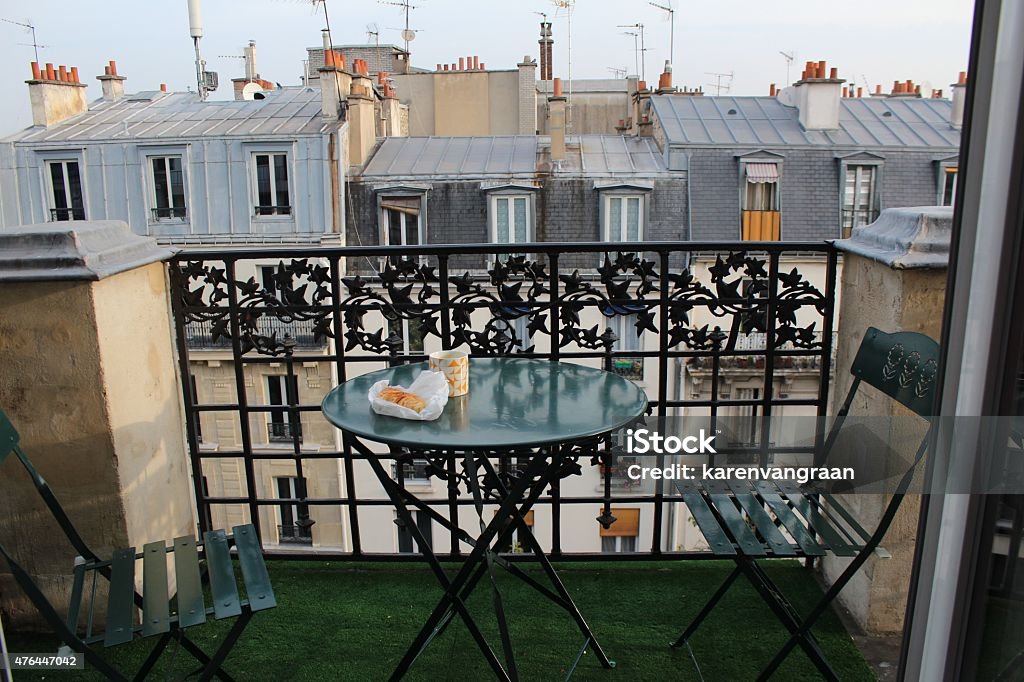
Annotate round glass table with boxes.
[321,358,648,680]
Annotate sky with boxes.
[0,0,975,133]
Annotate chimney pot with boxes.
[58,65,68,82]
[856,86,863,98]
[70,66,79,83]
[45,63,55,80]
[109,60,117,76]
[160,83,167,92]
[875,84,882,94]
[830,67,838,80]
[480,63,485,69]
[458,57,465,71]
[842,86,848,97]
[769,83,776,96]
[638,80,647,92]
[436,63,442,71]
[958,70,967,85]
[473,55,480,70]
[325,50,335,67]
[30,62,40,80]
[553,77,562,97]
[443,64,449,71]
[915,85,921,95]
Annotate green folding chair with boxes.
[669,327,939,681]
[0,410,277,681]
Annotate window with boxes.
[609,314,644,381]
[495,509,535,553]
[266,375,301,442]
[275,477,312,544]
[599,507,640,553]
[380,195,422,266]
[392,457,431,483]
[387,316,425,354]
[397,511,433,553]
[941,166,958,206]
[603,195,644,243]
[741,162,780,240]
[252,152,291,216]
[46,160,85,221]
[149,156,186,220]
[260,265,285,302]
[842,165,878,238]
[490,194,532,244]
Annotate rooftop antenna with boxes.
[379,0,419,53]
[551,0,575,133]
[617,23,646,82]
[648,1,675,70]
[366,22,380,73]
[1,17,43,63]
[705,70,733,95]
[620,30,640,78]
[187,0,210,100]
[608,66,627,79]
[779,50,795,85]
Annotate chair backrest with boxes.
[0,410,99,563]
[849,327,941,417]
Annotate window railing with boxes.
[254,205,292,216]
[267,421,301,442]
[152,207,187,220]
[49,207,85,221]
[169,240,838,560]
[277,523,313,544]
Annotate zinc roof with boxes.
[5,86,326,144]
[651,95,960,149]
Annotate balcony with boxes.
[6,560,872,680]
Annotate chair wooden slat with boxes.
[104,547,136,647]
[204,530,242,619]
[752,481,826,556]
[726,481,797,556]
[142,541,170,636]
[173,535,207,628]
[675,481,735,556]
[233,524,276,612]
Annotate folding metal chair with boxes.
[0,409,277,681]
[669,327,939,681]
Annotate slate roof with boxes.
[4,86,326,144]
[651,95,960,149]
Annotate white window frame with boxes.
[841,164,879,236]
[602,193,645,243]
[250,151,292,218]
[489,193,534,245]
[147,154,188,222]
[600,535,638,553]
[939,162,959,207]
[44,158,86,221]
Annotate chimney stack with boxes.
[789,58,844,130]
[96,59,127,102]
[318,49,351,120]
[657,61,674,93]
[27,59,89,127]
[539,21,553,81]
[346,57,377,166]
[950,70,967,129]
[517,56,538,134]
[548,77,566,161]
[244,40,257,81]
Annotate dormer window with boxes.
[741,162,780,240]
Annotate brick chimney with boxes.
[318,49,351,120]
[785,60,844,131]
[347,58,377,166]
[96,59,126,102]
[517,56,538,134]
[950,71,967,129]
[548,78,566,161]
[26,61,89,127]
[538,21,553,81]
[378,73,406,137]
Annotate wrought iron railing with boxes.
[268,421,301,442]
[168,241,838,560]
[151,207,187,220]
[276,523,313,544]
[184,316,325,350]
[49,207,85,221]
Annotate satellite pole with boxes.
[649,2,674,69]
[380,0,419,52]
[1,17,43,63]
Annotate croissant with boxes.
[380,387,427,413]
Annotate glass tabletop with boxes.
[321,358,649,450]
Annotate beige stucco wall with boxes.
[28,82,88,127]
[823,251,947,634]
[392,71,521,137]
[0,262,193,627]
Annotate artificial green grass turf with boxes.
[6,560,873,681]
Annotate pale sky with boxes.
[0,0,975,134]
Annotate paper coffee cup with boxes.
[429,350,469,397]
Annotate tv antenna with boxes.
[648,2,675,69]
[705,70,733,95]
[380,0,419,52]
[617,23,646,82]
[1,17,43,63]
[551,0,575,133]
[608,66,627,79]
[779,50,795,85]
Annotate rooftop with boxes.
[4,86,326,144]
[651,95,961,149]
[358,135,669,179]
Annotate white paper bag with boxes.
[368,370,450,421]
